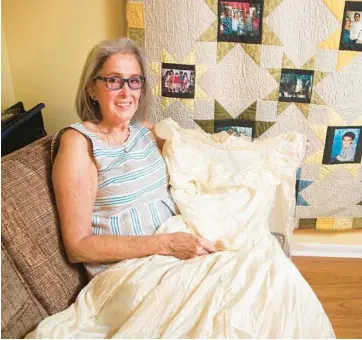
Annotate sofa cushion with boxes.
[1,137,88,318]
[1,247,48,339]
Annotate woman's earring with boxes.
[92,96,97,106]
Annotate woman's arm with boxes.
[52,129,215,264]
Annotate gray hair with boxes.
[76,38,150,122]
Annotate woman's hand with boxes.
[162,232,216,260]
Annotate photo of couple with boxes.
[340,2,362,51]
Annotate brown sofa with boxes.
[1,136,290,339]
[1,136,88,339]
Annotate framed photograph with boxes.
[161,63,195,99]
[278,69,314,104]
[217,0,263,44]
[339,1,362,51]
[214,119,255,140]
[322,126,362,165]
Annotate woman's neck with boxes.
[83,119,132,146]
[97,119,131,134]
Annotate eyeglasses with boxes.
[95,75,145,90]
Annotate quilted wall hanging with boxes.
[126,0,362,231]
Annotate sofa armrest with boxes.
[1,246,48,339]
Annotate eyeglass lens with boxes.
[106,76,144,90]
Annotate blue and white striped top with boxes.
[51,120,178,278]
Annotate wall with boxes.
[1,25,15,111]
[1,0,127,135]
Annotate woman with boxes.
[252,10,260,36]
[232,10,240,35]
[27,38,335,339]
[221,6,233,35]
[342,16,352,47]
[237,10,246,35]
[169,69,175,92]
[245,11,253,35]
[182,73,190,93]
[164,70,171,92]
[174,72,181,93]
[52,38,215,279]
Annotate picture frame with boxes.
[217,0,263,44]
[161,63,195,99]
[322,126,362,165]
[339,1,362,52]
[279,69,314,104]
[214,119,255,140]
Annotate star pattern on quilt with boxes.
[199,44,278,117]
[315,54,362,124]
[296,179,314,206]
[265,0,340,67]
[194,100,275,137]
[295,168,313,207]
[263,54,330,120]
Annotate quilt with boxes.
[127,0,362,231]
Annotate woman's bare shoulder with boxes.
[58,128,94,162]
[60,128,88,147]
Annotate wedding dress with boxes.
[27,119,335,339]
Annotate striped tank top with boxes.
[51,120,178,278]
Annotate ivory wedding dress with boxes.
[27,119,335,339]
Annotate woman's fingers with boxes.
[195,245,210,256]
[167,232,217,260]
[198,237,217,253]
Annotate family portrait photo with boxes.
[214,119,255,140]
[162,63,195,99]
[322,126,362,164]
[279,69,314,104]
[339,1,362,51]
[218,0,263,44]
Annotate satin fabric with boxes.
[26,119,335,339]
[157,118,306,248]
